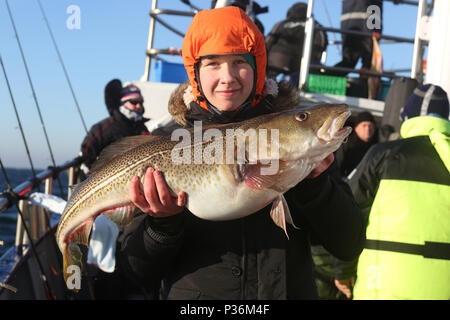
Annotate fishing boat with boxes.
[0,0,446,300]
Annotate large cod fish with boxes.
[57,103,352,287]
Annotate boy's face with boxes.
[199,54,254,112]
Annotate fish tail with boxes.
[63,242,83,292]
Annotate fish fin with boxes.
[270,194,300,239]
[71,217,95,247]
[243,163,279,190]
[242,160,291,190]
[63,242,83,292]
[101,204,138,226]
[89,135,162,175]
[270,195,289,238]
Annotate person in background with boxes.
[335,111,379,179]
[80,83,149,173]
[265,2,328,86]
[311,111,378,300]
[229,0,266,35]
[117,6,365,300]
[332,0,383,76]
[104,78,123,117]
[78,81,152,298]
[349,83,450,299]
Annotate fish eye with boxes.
[295,112,309,121]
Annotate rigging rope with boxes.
[319,0,341,57]
[5,0,65,198]
[0,55,38,182]
[36,0,88,134]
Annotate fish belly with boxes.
[165,163,279,221]
[188,184,279,221]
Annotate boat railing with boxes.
[299,0,431,90]
[0,156,83,255]
[143,0,197,81]
[142,0,267,81]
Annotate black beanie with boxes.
[354,111,375,126]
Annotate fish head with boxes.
[257,103,352,161]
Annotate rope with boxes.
[5,0,65,198]
[36,0,88,134]
[0,55,38,182]
[319,0,341,57]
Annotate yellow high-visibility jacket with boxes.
[349,116,450,300]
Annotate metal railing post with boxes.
[214,0,232,8]
[40,176,53,235]
[411,0,427,80]
[68,165,78,200]
[299,0,315,91]
[144,0,159,81]
[15,199,30,252]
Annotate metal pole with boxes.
[299,0,315,90]
[41,177,53,235]
[214,0,232,8]
[15,200,26,250]
[315,26,415,44]
[411,0,427,80]
[68,166,78,199]
[144,0,158,81]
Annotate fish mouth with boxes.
[317,110,352,143]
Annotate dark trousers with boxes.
[331,34,373,76]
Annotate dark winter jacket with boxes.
[81,109,149,168]
[335,130,379,178]
[341,0,383,33]
[117,81,365,300]
[266,3,328,75]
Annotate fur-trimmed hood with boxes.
[168,79,301,127]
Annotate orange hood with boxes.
[182,6,267,110]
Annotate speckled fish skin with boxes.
[56,103,352,287]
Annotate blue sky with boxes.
[0,0,419,169]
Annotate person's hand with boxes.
[129,167,186,217]
[306,153,334,178]
[334,277,355,299]
[372,31,381,41]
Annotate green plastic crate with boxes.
[306,74,347,96]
